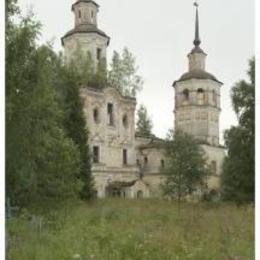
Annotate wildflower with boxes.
[73,253,81,259]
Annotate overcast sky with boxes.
[18,0,255,143]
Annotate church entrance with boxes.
[105,180,137,198]
[106,187,121,198]
[137,190,143,199]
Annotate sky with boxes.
[18,0,255,143]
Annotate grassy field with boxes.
[6,199,254,260]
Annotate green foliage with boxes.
[6,1,93,207]
[7,200,254,260]
[57,62,94,199]
[161,130,209,202]
[136,104,153,136]
[108,47,143,97]
[221,58,255,203]
[68,46,108,89]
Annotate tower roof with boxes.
[172,2,222,86]
[173,70,222,86]
[61,24,110,46]
[191,1,206,54]
[72,0,99,11]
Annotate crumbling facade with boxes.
[62,0,225,198]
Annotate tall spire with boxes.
[193,1,201,47]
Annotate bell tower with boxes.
[62,0,110,71]
[173,2,223,146]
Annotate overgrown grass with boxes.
[6,200,254,260]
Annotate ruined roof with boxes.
[61,24,110,46]
[173,69,222,86]
[84,86,136,101]
[137,136,165,150]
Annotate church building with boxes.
[62,0,225,199]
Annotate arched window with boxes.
[197,88,205,105]
[78,10,81,18]
[122,114,128,128]
[182,89,189,102]
[93,108,99,123]
[107,103,114,126]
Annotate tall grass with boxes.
[7,200,254,260]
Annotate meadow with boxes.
[6,199,254,260]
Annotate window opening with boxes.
[93,108,99,123]
[161,159,165,168]
[123,149,128,165]
[137,190,144,199]
[97,48,102,61]
[122,114,128,128]
[197,88,205,105]
[211,160,217,175]
[93,146,100,163]
[107,103,114,126]
[144,156,148,165]
[182,89,189,104]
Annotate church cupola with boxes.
[188,2,207,72]
[62,0,110,71]
[72,0,99,27]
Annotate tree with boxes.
[108,47,143,97]
[5,2,87,207]
[221,58,255,203]
[136,104,153,136]
[57,62,94,199]
[161,130,208,210]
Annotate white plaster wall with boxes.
[201,144,226,176]
[174,79,221,146]
[137,147,165,175]
[188,52,207,71]
[73,2,98,27]
[201,144,226,190]
[80,87,139,197]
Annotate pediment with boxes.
[91,133,104,143]
[104,87,122,100]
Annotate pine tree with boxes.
[136,104,153,136]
